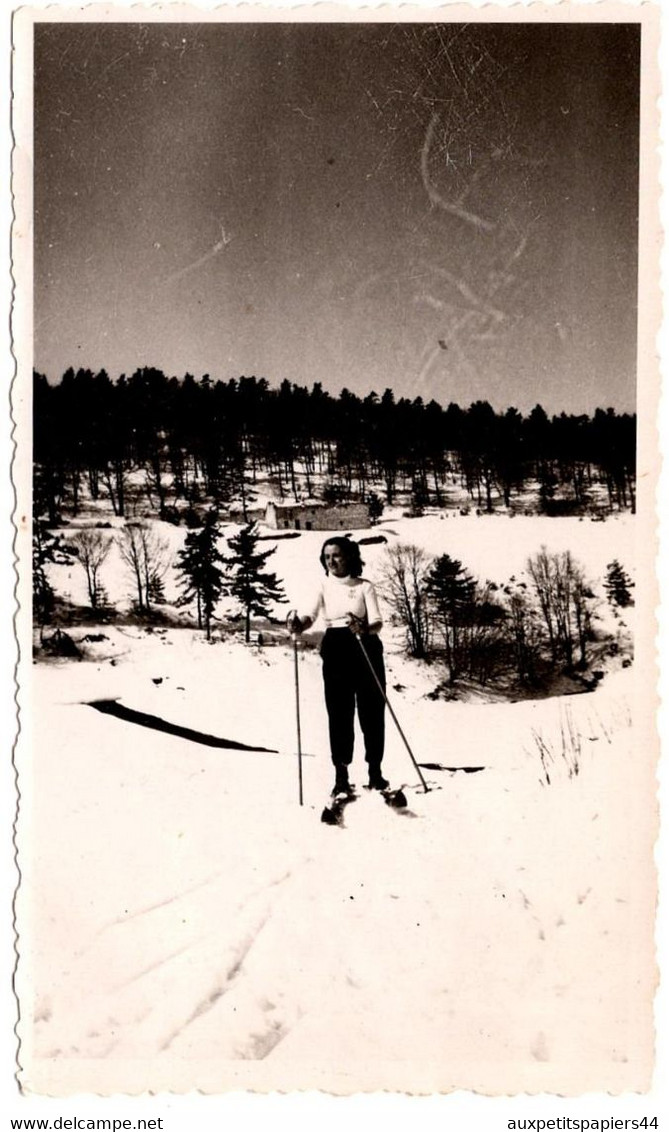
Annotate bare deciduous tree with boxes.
[504,585,542,686]
[380,543,432,658]
[70,528,111,610]
[117,524,169,613]
[461,582,507,686]
[526,547,559,664]
[527,548,594,671]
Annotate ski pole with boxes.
[355,633,430,793]
[292,634,304,806]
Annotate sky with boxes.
[33,19,640,414]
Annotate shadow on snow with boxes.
[86,699,280,754]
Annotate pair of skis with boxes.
[321,784,409,826]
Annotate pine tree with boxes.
[604,560,634,608]
[175,510,226,639]
[410,477,429,517]
[224,524,286,643]
[368,492,384,524]
[33,518,72,635]
[425,554,476,682]
[147,572,166,606]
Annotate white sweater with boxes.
[300,574,382,631]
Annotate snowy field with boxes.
[18,511,656,1095]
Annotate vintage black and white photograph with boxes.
[12,3,660,1098]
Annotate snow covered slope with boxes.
[21,622,654,1095]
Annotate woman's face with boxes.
[323,543,349,578]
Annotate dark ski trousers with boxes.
[320,628,385,771]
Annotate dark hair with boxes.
[319,536,364,578]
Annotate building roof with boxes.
[268,499,324,510]
[268,499,368,511]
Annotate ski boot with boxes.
[367,765,407,809]
[321,766,356,825]
[367,768,390,791]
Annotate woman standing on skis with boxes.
[287,536,387,798]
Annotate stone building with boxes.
[265,500,370,532]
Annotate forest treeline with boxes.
[34,368,636,523]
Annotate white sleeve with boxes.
[363,581,382,627]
